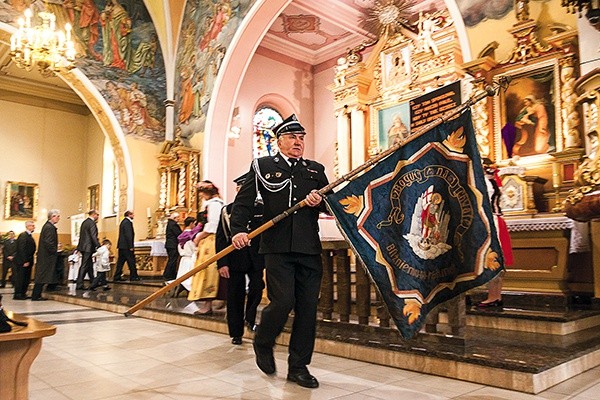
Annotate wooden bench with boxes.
[0,312,56,400]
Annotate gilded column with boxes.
[560,57,581,149]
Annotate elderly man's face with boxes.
[50,214,60,224]
[277,133,305,159]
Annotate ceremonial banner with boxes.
[325,109,504,339]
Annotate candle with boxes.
[147,207,152,218]
[552,162,560,188]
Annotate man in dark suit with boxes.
[13,221,36,300]
[113,210,139,281]
[216,174,265,345]
[162,212,182,281]
[231,114,329,389]
[76,210,100,290]
[31,209,60,301]
[1,231,17,288]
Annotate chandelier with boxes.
[10,8,77,77]
[562,0,600,30]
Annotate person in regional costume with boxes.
[477,159,513,308]
[216,174,265,345]
[188,183,225,315]
[231,114,329,388]
[173,217,202,297]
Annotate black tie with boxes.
[289,158,298,168]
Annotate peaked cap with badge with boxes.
[273,114,306,137]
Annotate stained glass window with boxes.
[253,106,283,158]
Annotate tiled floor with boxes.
[3,290,600,400]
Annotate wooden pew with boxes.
[0,312,56,400]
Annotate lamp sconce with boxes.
[228,107,241,139]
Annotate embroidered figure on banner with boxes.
[404,185,451,259]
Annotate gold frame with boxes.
[87,184,99,212]
[493,58,561,163]
[4,181,39,220]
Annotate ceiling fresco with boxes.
[0,0,166,142]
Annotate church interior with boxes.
[2,0,600,398]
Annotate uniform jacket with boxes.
[117,218,135,249]
[230,153,329,255]
[216,202,264,272]
[165,219,182,249]
[14,231,36,267]
[35,220,59,284]
[77,217,100,253]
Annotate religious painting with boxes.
[495,62,558,159]
[374,102,411,152]
[1,1,166,142]
[175,0,257,139]
[4,181,38,220]
[380,43,413,91]
[87,184,100,211]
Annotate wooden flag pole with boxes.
[124,80,504,317]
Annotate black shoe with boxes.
[31,297,48,301]
[103,286,111,291]
[476,299,503,308]
[0,283,5,288]
[113,277,127,282]
[287,370,319,388]
[253,342,275,375]
[76,286,88,291]
[231,337,242,345]
[129,277,142,282]
[13,295,29,300]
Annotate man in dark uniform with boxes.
[231,114,329,389]
[1,231,17,288]
[76,210,100,290]
[163,212,182,281]
[216,174,265,345]
[31,209,60,301]
[114,210,139,281]
[13,221,36,300]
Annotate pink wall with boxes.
[224,52,340,202]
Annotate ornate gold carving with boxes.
[560,57,581,149]
[334,86,358,103]
[470,81,491,157]
[501,21,552,65]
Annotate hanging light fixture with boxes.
[562,0,600,30]
[10,7,77,77]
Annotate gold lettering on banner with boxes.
[386,243,459,281]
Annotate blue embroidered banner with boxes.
[325,109,504,339]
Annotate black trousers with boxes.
[254,253,322,373]
[162,247,180,280]
[1,259,13,286]
[114,249,137,280]
[90,271,108,289]
[76,251,94,288]
[226,268,265,338]
[13,264,32,298]
[31,283,45,300]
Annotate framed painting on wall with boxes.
[373,102,411,152]
[87,184,99,212]
[4,181,38,220]
[495,61,559,160]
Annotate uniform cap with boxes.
[233,174,247,186]
[273,114,306,137]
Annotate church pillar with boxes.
[350,106,366,169]
[336,109,351,176]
